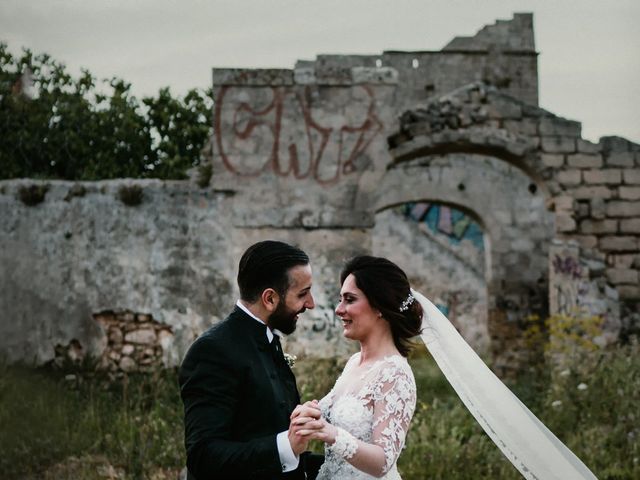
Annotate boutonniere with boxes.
[283,352,297,368]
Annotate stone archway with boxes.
[373,201,490,353]
[373,150,555,372]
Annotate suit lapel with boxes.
[231,308,301,412]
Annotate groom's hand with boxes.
[288,401,322,455]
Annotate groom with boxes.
[179,240,322,479]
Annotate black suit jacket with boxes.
[179,307,318,480]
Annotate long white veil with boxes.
[413,289,597,479]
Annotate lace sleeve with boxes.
[370,359,417,475]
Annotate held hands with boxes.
[288,400,322,454]
[289,400,337,449]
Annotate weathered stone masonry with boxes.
[1,14,638,374]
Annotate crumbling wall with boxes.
[389,82,639,372]
[304,13,538,114]
[0,180,235,366]
[1,13,637,371]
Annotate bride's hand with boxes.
[293,416,337,445]
[290,400,321,420]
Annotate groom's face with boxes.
[268,264,314,334]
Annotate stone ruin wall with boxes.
[301,13,538,119]
[0,179,372,370]
[390,82,640,370]
[1,13,638,374]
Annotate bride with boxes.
[294,256,422,479]
[293,255,598,480]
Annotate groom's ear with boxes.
[261,288,280,313]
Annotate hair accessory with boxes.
[399,293,415,312]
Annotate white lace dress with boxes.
[316,353,417,479]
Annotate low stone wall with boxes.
[53,311,174,373]
[94,310,173,372]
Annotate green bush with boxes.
[0,43,213,181]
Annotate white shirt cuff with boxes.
[276,430,300,472]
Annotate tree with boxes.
[0,43,213,180]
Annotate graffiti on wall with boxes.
[551,254,592,315]
[215,85,383,186]
[552,281,591,316]
[552,254,583,280]
[399,202,484,250]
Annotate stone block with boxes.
[576,139,601,154]
[538,117,581,137]
[486,94,522,119]
[607,254,636,268]
[212,68,294,86]
[605,268,639,285]
[573,235,598,249]
[512,238,535,251]
[541,136,576,153]
[579,219,618,235]
[119,356,137,372]
[623,169,640,184]
[546,180,562,196]
[555,214,576,232]
[567,186,613,200]
[619,187,640,200]
[599,236,638,252]
[124,328,157,345]
[351,67,398,85]
[108,329,123,345]
[505,139,530,157]
[314,67,353,85]
[552,195,574,212]
[590,197,606,219]
[576,200,590,217]
[556,169,581,186]
[566,153,603,169]
[583,257,606,276]
[601,136,633,152]
[293,67,316,84]
[617,285,640,300]
[606,201,640,217]
[583,169,621,184]
[620,219,640,233]
[606,151,635,167]
[504,118,538,136]
[541,154,564,168]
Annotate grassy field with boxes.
[1,340,638,479]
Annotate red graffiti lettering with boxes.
[215,85,383,186]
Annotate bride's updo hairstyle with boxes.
[340,255,423,356]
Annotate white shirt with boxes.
[236,300,299,473]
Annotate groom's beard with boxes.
[268,301,305,335]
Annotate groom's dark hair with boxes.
[238,240,310,302]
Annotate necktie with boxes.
[270,332,300,406]
[271,334,284,363]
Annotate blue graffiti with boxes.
[401,202,484,251]
[435,303,450,316]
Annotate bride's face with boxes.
[335,274,382,341]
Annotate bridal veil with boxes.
[413,289,597,479]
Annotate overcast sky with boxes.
[1,0,638,143]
